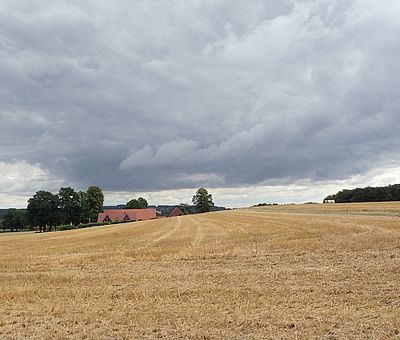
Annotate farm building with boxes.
[168,206,184,217]
[323,199,336,204]
[97,208,156,223]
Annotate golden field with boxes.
[0,202,399,339]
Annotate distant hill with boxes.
[325,184,400,203]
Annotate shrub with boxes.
[77,222,109,228]
[59,225,77,231]
[58,220,132,231]
[110,219,135,225]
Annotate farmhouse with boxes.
[97,208,156,223]
[168,206,184,217]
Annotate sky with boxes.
[1,0,400,208]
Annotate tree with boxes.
[137,197,148,208]
[27,191,60,232]
[58,187,81,225]
[178,203,192,215]
[126,197,148,209]
[79,190,89,223]
[3,209,26,232]
[192,188,214,213]
[85,186,104,222]
[125,199,139,209]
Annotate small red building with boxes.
[97,208,156,223]
[168,207,184,217]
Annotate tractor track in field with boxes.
[153,216,182,244]
[187,216,205,247]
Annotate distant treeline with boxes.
[0,186,104,233]
[0,209,8,219]
[325,184,400,203]
[253,203,279,207]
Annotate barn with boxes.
[168,207,184,217]
[97,208,156,223]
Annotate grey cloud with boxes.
[1,0,400,195]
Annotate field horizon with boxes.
[1,202,399,339]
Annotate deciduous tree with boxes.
[126,197,148,209]
[58,187,81,225]
[85,186,104,222]
[192,188,214,213]
[3,209,26,232]
[178,203,192,215]
[27,191,59,232]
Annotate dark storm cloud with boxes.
[1,0,400,193]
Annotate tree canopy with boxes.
[192,188,214,213]
[27,190,59,232]
[3,209,27,231]
[178,203,192,215]
[85,186,104,222]
[325,184,400,203]
[26,186,104,231]
[58,187,82,225]
[125,197,148,209]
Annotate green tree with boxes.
[137,197,148,208]
[125,199,138,209]
[79,190,89,223]
[192,188,214,213]
[27,191,60,232]
[3,209,26,232]
[178,203,192,215]
[85,186,104,222]
[58,187,81,225]
[126,197,148,209]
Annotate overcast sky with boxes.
[1,0,400,208]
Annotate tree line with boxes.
[1,187,215,233]
[1,208,26,232]
[26,186,104,232]
[325,184,400,203]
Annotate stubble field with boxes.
[0,202,399,339]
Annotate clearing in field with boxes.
[0,202,399,339]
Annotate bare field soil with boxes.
[0,203,399,339]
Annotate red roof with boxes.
[168,207,184,217]
[97,208,156,223]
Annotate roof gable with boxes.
[169,207,184,217]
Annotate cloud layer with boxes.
[1,0,400,206]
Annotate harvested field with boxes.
[0,202,399,339]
